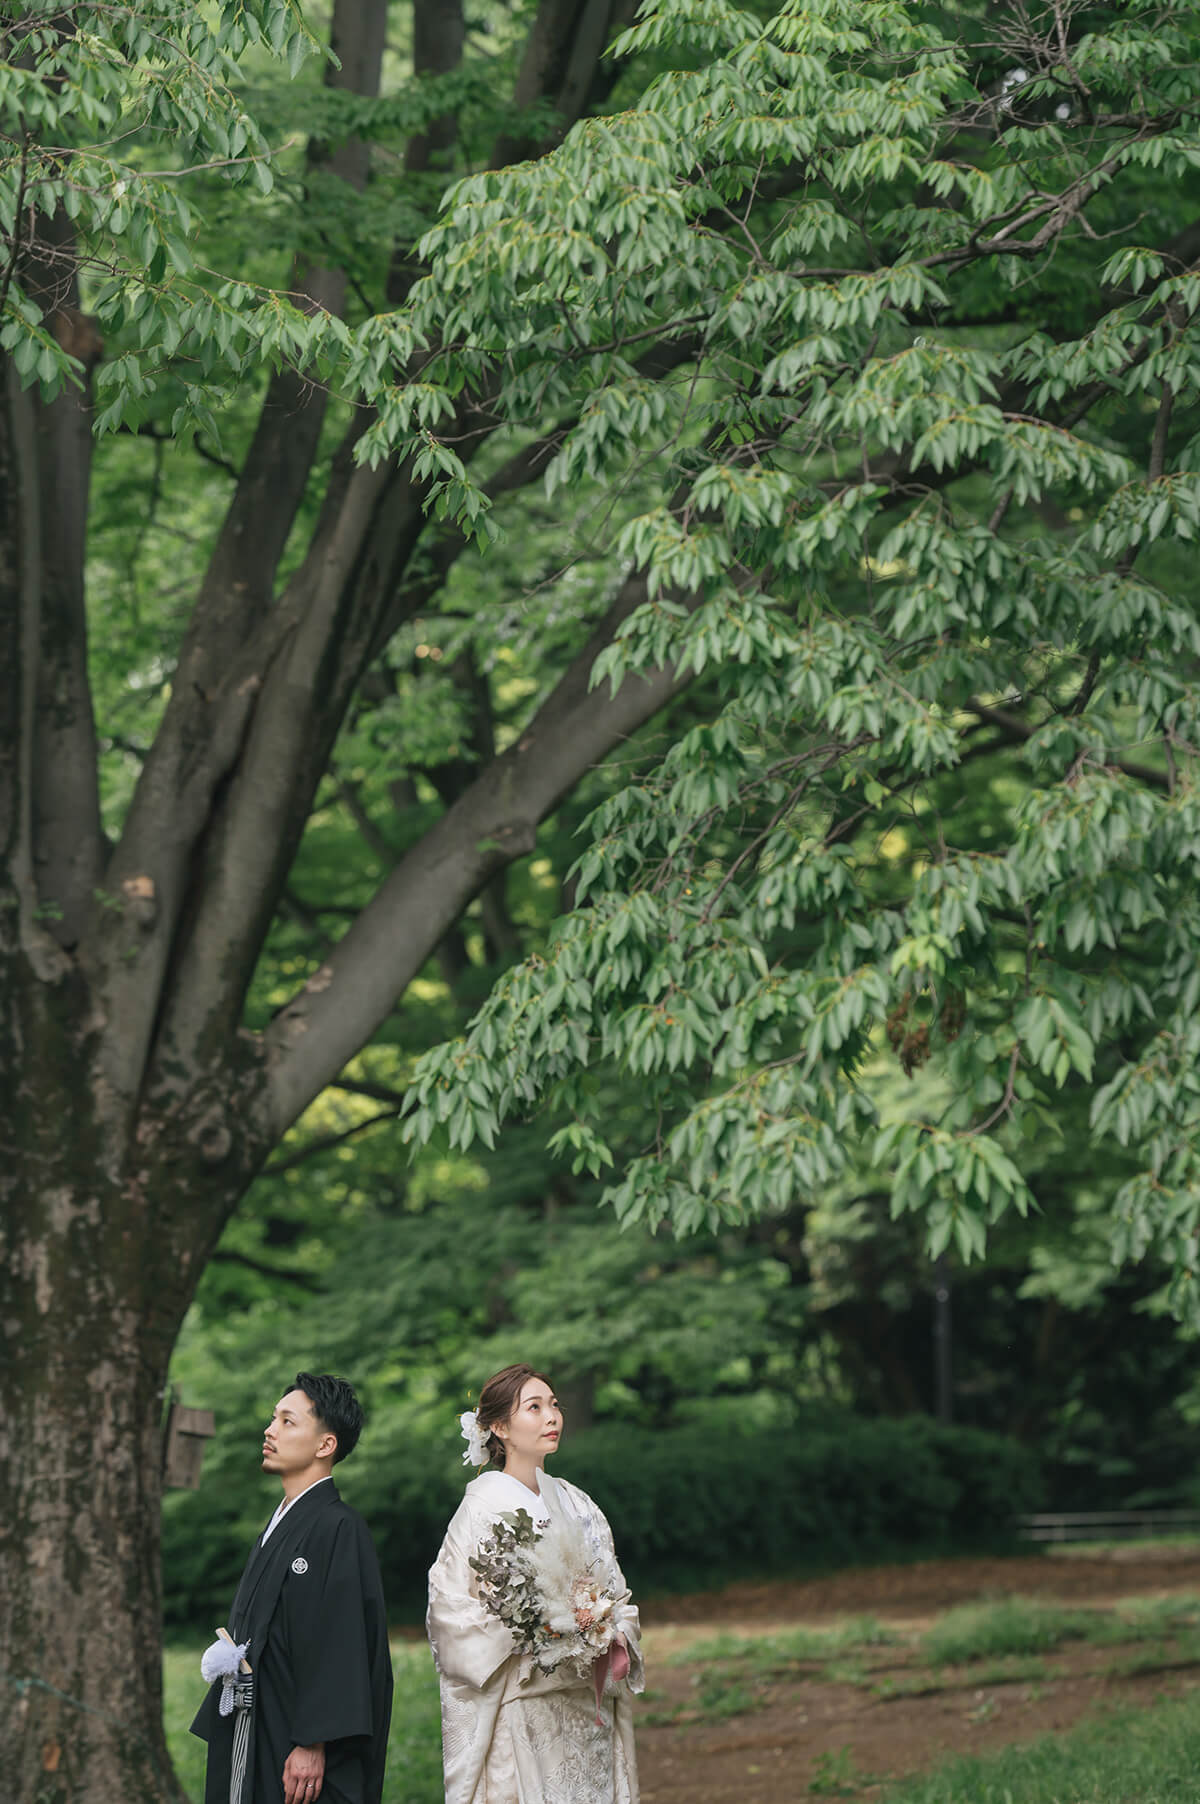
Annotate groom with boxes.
[191,1373,393,1804]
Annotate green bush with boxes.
[162,1413,1039,1628]
[552,1415,1038,1592]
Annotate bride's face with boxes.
[498,1378,562,1465]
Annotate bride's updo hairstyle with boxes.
[476,1363,553,1468]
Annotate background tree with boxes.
[404,0,1200,1290]
[3,1,1200,1800]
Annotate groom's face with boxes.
[262,1388,334,1478]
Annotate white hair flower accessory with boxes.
[460,1408,490,1467]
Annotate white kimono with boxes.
[427,1469,643,1804]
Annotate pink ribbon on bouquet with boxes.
[592,1633,630,1724]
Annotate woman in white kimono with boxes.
[427,1363,643,1804]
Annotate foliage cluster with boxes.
[379,0,1200,1320]
[10,0,1200,1317]
[7,0,1200,1468]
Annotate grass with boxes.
[870,1655,1054,1700]
[638,1618,898,1724]
[664,1616,896,1677]
[636,1593,1200,1727]
[878,1691,1200,1803]
[163,1590,1200,1795]
[1047,1533,1200,1559]
[921,1596,1099,1664]
[163,1639,444,1804]
[639,1669,761,1727]
[664,1597,1200,1684]
[810,1744,874,1795]
[922,1593,1200,1665]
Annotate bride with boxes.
[427,1363,643,1803]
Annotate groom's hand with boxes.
[283,1742,325,1804]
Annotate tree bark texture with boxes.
[0,5,692,1799]
[0,1059,226,1804]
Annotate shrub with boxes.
[162,1412,1039,1627]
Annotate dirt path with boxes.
[644,1545,1200,1633]
[636,1549,1200,1802]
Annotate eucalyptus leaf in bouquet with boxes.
[469,1508,627,1675]
[469,1510,547,1653]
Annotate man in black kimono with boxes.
[191,1372,393,1804]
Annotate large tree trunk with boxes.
[1,1259,182,1804]
[0,998,242,1804]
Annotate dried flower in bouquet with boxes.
[469,1508,627,1676]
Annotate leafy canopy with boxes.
[6,0,1200,1315]
[394,0,1200,1320]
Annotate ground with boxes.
[635,1545,1200,1803]
[167,1542,1200,1802]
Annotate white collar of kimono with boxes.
[262,1473,332,1542]
[471,1468,558,1527]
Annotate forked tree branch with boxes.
[154,317,703,1094]
[87,0,390,1103]
[115,0,649,1106]
[260,565,701,1133]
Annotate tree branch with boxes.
[964,698,1168,789]
[90,0,390,1102]
[18,214,106,949]
[133,421,236,479]
[1067,650,1101,717]
[1148,381,1175,486]
[493,0,637,166]
[0,364,44,965]
[331,1076,409,1107]
[138,452,408,1095]
[154,317,705,1088]
[261,564,704,1133]
[183,0,388,679]
[261,1107,402,1174]
[386,0,467,305]
[133,3,694,1105]
[208,1248,320,1290]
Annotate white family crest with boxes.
[291,1556,309,1575]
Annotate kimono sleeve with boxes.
[426,1505,520,1690]
[283,1514,380,1747]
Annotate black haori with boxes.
[191,1481,392,1804]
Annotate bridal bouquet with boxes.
[469,1508,626,1675]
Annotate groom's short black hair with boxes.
[293,1372,364,1465]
